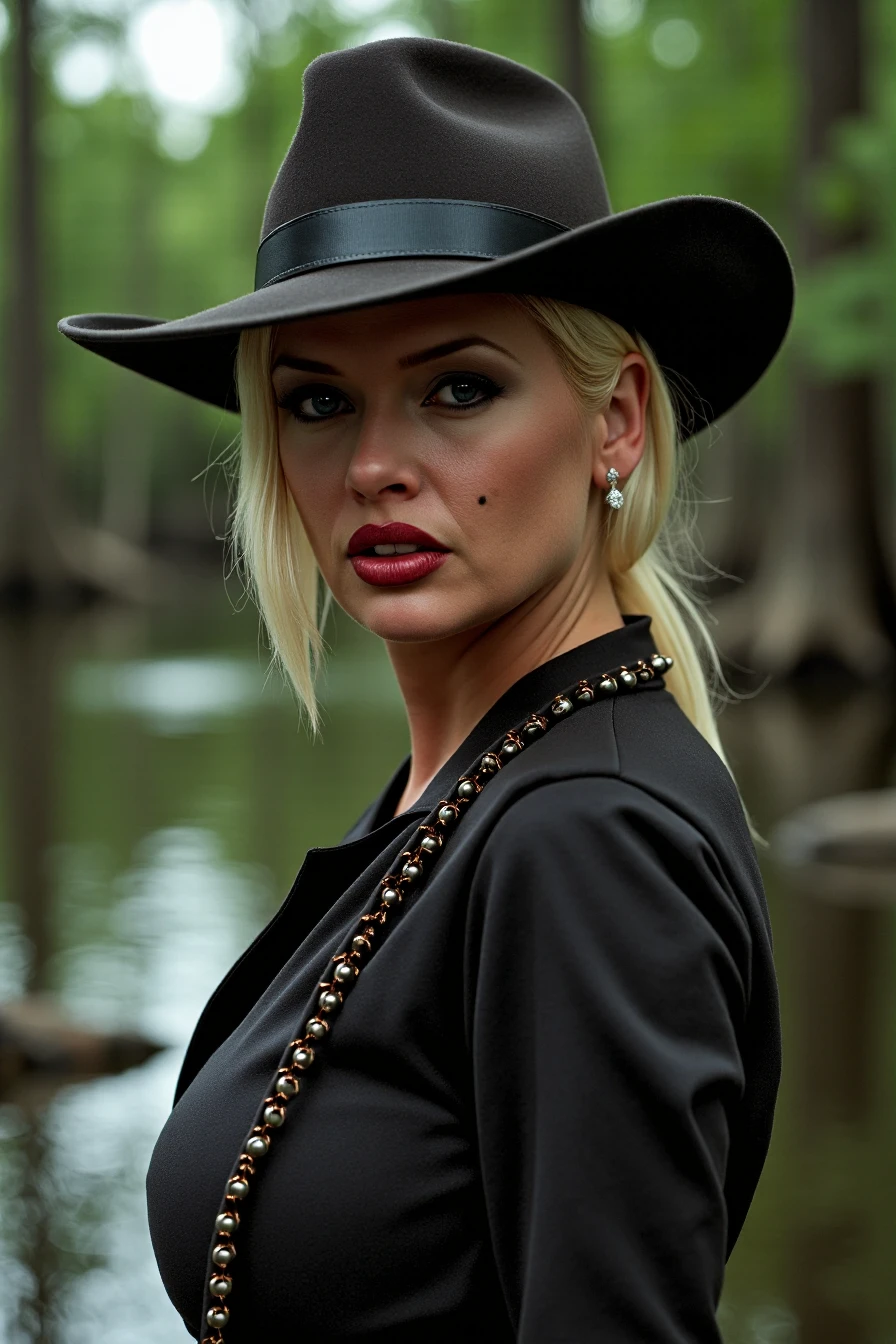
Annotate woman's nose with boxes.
[344,412,422,500]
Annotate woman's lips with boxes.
[347,522,447,554]
[346,521,451,586]
[350,550,449,586]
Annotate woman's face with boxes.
[271,292,643,645]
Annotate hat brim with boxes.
[57,194,794,439]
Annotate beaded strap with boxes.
[200,650,673,1340]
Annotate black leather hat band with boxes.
[254,198,569,290]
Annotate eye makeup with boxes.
[275,371,507,424]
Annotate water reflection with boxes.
[0,585,894,1342]
[67,657,268,733]
[719,685,896,1344]
[2,820,271,1340]
[0,588,410,1342]
[6,1058,187,1342]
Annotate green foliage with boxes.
[793,246,886,375]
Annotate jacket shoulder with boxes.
[473,685,756,871]
[457,697,767,1005]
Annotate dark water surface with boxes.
[1,580,893,1343]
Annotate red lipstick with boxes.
[346,522,450,587]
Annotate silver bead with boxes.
[263,1105,285,1127]
[551,696,573,715]
[438,805,457,824]
[292,1046,315,1069]
[334,962,356,983]
[523,720,544,738]
[500,738,520,757]
[215,1212,239,1235]
[351,934,369,951]
[212,1244,236,1267]
[246,1134,270,1158]
[457,780,476,800]
[664,655,674,669]
[479,753,500,773]
[207,1305,230,1328]
[402,861,422,882]
[620,670,637,688]
[276,1074,300,1098]
[575,686,594,703]
[210,1275,232,1297]
[320,990,342,1012]
[420,835,439,853]
[599,676,617,693]
[226,1178,249,1200]
[650,654,667,673]
[307,1017,328,1039]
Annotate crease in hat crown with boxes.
[257,36,614,253]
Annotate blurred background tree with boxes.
[715,0,896,679]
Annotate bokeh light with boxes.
[127,0,250,113]
[585,0,645,38]
[52,36,118,105]
[650,17,702,69]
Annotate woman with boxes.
[59,35,793,1344]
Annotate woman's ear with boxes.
[593,352,650,486]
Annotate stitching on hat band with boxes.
[253,198,568,290]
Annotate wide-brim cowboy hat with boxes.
[57,36,795,439]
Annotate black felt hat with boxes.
[57,36,794,437]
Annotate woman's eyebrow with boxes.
[271,336,520,376]
[397,336,520,368]
[272,354,340,374]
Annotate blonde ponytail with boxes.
[508,295,765,848]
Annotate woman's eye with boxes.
[277,373,503,421]
[424,373,504,410]
[278,384,351,422]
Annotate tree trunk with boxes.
[0,0,172,607]
[0,612,60,996]
[694,0,778,588]
[557,0,593,130]
[99,142,156,546]
[0,0,73,602]
[713,0,896,683]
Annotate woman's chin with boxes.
[341,592,498,646]
[354,614,472,645]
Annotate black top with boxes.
[146,615,781,1342]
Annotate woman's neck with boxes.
[385,574,623,817]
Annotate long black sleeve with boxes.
[465,775,751,1342]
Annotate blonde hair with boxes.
[226,295,765,847]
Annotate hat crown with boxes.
[261,37,612,241]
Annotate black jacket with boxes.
[146,614,781,1342]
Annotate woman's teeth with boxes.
[372,543,421,555]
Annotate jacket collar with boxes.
[349,613,660,837]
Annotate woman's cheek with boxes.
[513,442,588,575]
[280,464,333,568]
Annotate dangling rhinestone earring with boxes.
[605,466,624,510]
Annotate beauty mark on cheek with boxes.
[478,496,487,505]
